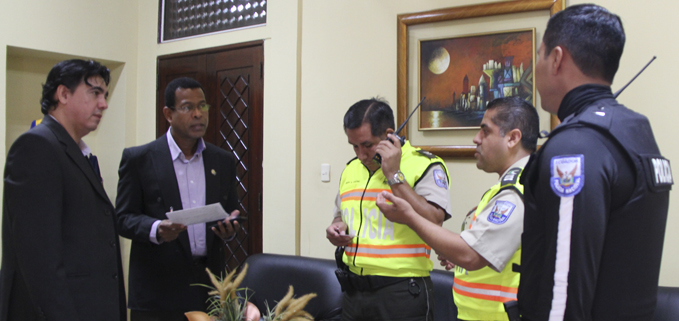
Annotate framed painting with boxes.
[397,0,565,157]
[419,29,535,130]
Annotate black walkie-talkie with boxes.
[374,97,426,164]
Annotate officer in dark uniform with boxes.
[518,4,672,321]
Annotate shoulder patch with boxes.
[433,168,448,189]
[487,200,515,224]
[501,167,522,185]
[550,155,584,197]
[417,149,437,159]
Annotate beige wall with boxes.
[0,0,677,291]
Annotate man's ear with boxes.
[162,106,174,124]
[378,127,395,140]
[55,84,71,105]
[550,46,565,75]
[506,128,523,149]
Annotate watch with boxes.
[387,170,406,186]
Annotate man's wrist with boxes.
[387,170,406,186]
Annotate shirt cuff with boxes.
[150,220,162,244]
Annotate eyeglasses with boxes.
[173,103,210,114]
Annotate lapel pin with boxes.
[211,169,217,176]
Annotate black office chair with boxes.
[239,253,343,321]
[430,268,458,321]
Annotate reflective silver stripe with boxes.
[340,191,364,199]
[341,191,382,200]
[549,196,573,321]
[453,282,517,300]
[345,246,431,256]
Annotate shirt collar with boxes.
[79,140,92,157]
[166,127,206,161]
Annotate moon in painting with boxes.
[428,47,450,75]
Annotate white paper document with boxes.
[166,203,228,226]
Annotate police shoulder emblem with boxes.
[487,200,515,225]
[550,155,585,197]
[433,168,448,189]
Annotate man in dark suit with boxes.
[0,59,126,321]
[116,77,252,321]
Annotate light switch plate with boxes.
[321,164,330,182]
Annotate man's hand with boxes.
[375,133,402,177]
[212,210,240,241]
[244,301,261,321]
[157,220,187,242]
[376,191,417,225]
[326,217,353,246]
[437,253,456,271]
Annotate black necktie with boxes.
[87,154,101,180]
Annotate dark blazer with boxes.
[116,134,239,312]
[0,116,125,321]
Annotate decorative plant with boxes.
[185,264,318,321]
[186,264,250,321]
[261,286,317,321]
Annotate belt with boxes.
[347,271,410,292]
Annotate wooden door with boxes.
[157,41,263,271]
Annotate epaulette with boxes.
[501,167,522,186]
[416,149,436,159]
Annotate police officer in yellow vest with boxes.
[326,98,451,321]
[377,97,539,321]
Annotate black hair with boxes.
[40,59,110,115]
[486,97,540,152]
[164,77,204,108]
[343,97,395,137]
[543,4,625,83]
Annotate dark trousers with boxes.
[341,276,434,321]
[130,258,209,321]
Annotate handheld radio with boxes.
[374,97,426,163]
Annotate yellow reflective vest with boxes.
[339,141,449,277]
[454,167,523,321]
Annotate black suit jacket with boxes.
[116,134,239,312]
[0,116,125,321]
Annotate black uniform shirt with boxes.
[518,85,671,321]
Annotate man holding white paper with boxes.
[116,77,243,321]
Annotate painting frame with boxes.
[397,0,565,158]
[418,28,536,131]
